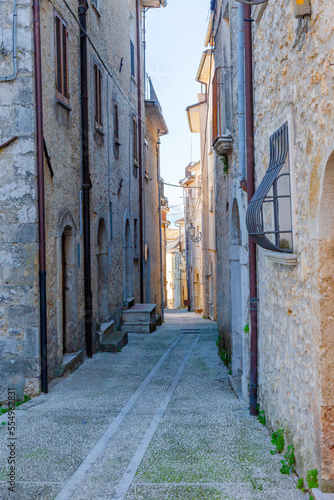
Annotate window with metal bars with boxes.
[55,13,69,106]
[246,122,293,252]
[94,63,103,128]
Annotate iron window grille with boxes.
[246,122,293,253]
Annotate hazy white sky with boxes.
[145,0,210,226]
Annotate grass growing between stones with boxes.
[0,395,31,415]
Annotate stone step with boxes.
[61,351,84,377]
[122,304,157,325]
[97,320,115,343]
[121,322,153,334]
[99,331,128,353]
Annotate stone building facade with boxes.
[210,0,250,396]
[181,162,204,313]
[210,0,334,493]
[251,0,334,491]
[0,0,167,403]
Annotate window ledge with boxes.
[264,251,297,266]
[95,124,104,136]
[252,2,268,22]
[91,2,101,17]
[56,99,72,112]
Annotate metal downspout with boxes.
[136,0,144,303]
[33,0,48,392]
[238,3,246,189]
[79,0,93,358]
[244,4,258,416]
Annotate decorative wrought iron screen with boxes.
[246,122,293,252]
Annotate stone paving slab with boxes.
[0,310,308,499]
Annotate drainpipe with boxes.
[244,4,258,416]
[79,0,93,358]
[238,3,246,190]
[33,0,48,392]
[136,0,144,303]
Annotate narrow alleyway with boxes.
[0,310,306,500]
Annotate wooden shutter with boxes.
[114,103,119,141]
[94,64,103,127]
[55,13,69,106]
[133,118,138,162]
[55,15,62,95]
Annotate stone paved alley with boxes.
[0,310,306,500]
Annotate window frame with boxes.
[54,12,69,107]
[130,40,135,80]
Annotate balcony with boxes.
[212,67,233,155]
[145,74,168,136]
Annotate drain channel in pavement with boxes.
[181,329,201,334]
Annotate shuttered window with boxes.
[133,118,138,163]
[55,13,69,106]
[94,64,103,127]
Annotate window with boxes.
[55,13,69,106]
[130,40,135,79]
[94,63,102,128]
[134,218,139,258]
[114,101,120,158]
[133,117,138,166]
[210,187,214,212]
[246,122,293,252]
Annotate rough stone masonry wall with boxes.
[214,0,250,396]
[0,0,39,402]
[252,0,334,487]
[41,0,85,378]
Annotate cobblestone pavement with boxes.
[0,310,307,499]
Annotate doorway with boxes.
[97,218,109,322]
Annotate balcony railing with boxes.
[145,74,162,113]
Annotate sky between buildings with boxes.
[146,0,211,227]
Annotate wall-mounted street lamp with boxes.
[188,221,202,243]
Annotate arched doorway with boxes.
[194,269,200,310]
[230,199,242,377]
[97,219,109,322]
[318,151,334,489]
[124,217,133,301]
[61,225,77,354]
[208,257,214,320]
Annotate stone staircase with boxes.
[97,319,128,353]
[121,303,157,334]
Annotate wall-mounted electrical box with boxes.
[292,0,311,18]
